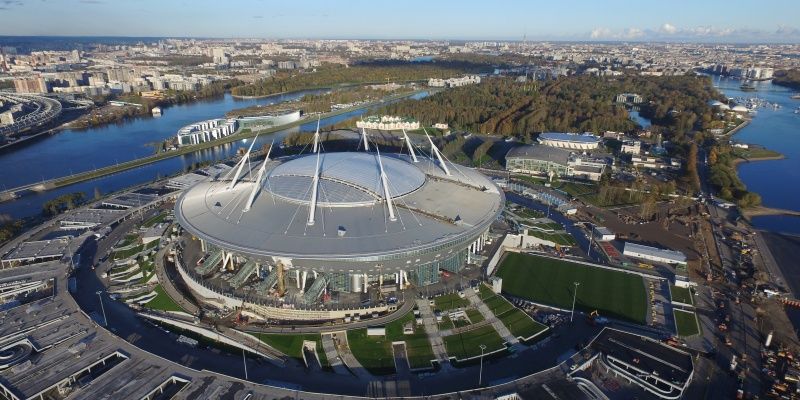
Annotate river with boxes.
[712,76,800,235]
[0,90,430,219]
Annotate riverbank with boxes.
[731,153,785,167]
[0,88,428,200]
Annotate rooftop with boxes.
[539,132,601,144]
[623,242,687,263]
[175,152,503,266]
[505,144,572,165]
[2,239,68,263]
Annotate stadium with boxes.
[173,129,504,320]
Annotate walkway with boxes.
[331,330,372,379]
[464,287,519,345]
[154,243,199,315]
[320,332,350,376]
[415,299,452,370]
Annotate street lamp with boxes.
[478,344,487,386]
[96,290,108,327]
[570,282,580,323]
[586,222,594,259]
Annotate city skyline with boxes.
[0,0,798,43]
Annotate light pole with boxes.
[478,344,487,386]
[96,290,108,327]
[586,222,594,259]
[570,282,580,323]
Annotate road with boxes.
[70,205,611,396]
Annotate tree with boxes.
[94,187,102,200]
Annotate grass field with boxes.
[481,291,515,316]
[253,333,329,367]
[434,293,469,311]
[496,253,647,323]
[347,310,434,374]
[674,309,701,337]
[443,325,506,361]
[438,315,455,330]
[466,309,485,324]
[144,285,184,313]
[669,285,694,305]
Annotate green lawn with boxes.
[434,293,470,311]
[142,212,167,228]
[670,285,694,306]
[347,310,434,374]
[482,292,515,316]
[466,309,485,324]
[496,253,647,323]
[252,332,329,367]
[497,308,548,341]
[443,325,506,361]
[673,309,701,337]
[438,315,455,330]
[476,285,548,341]
[112,244,144,260]
[144,285,185,313]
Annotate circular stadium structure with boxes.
[174,146,503,320]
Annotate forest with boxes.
[230,60,492,97]
[773,69,800,90]
[373,74,721,144]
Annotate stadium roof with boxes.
[175,152,503,265]
[267,152,426,205]
[539,132,601,143]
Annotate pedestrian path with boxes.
[464,287,519,345]
[415,299,452,370]
[320,332,351,375]
[154,244,199,315]
[333,331,372,379]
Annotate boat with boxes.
[791,94,800,100]
[740,83,757,92]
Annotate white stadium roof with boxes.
[175,152,503,265]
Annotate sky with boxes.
[0,0,799,43]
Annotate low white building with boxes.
[176,118,238,146]
[620,140,641,155]
[428,75,481,88]
[592,226,615,241]
[623,242,687,266]
[356,115,419,131]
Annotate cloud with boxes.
[590,27,611,39]
[659,23,677,34]
[252,15,263,19]
[589,23,800,42]
[590,27,643,40]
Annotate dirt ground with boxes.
[580,203,700,262]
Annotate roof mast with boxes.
[401,128,418,162]
[243,140,273,212]
[306,149,322,226]
[227,135,258,190]
[424,128,450,176]
[361,127,370,151]
[312,116,321,153]
[375,145,397,222]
